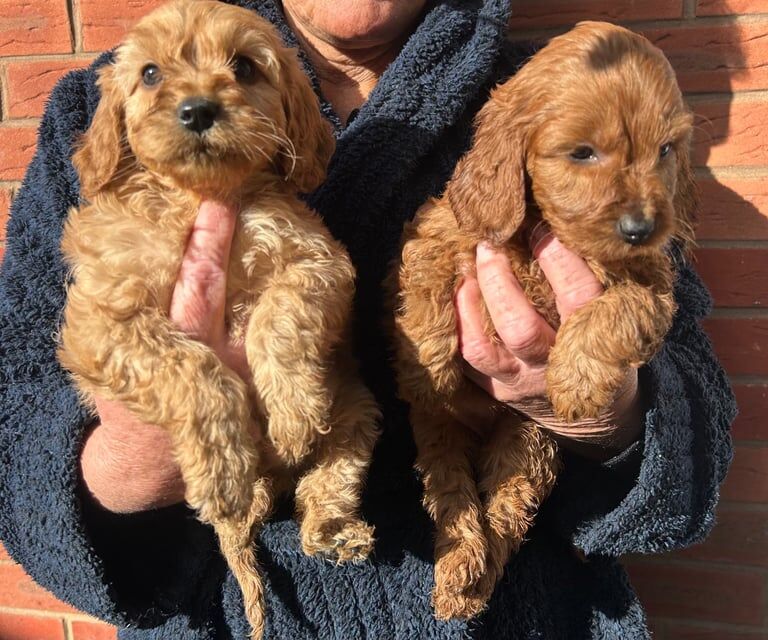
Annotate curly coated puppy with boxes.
[57,1,380,637]
[391,21,696,619]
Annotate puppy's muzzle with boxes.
[616,213,655,245]
[178,97,220,134]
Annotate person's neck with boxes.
[283,11,410,124]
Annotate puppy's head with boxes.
[447,21,696,261]
[74,0,334,198]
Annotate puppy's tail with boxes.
[216,478,272,640]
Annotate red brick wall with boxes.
[0,1,766,639]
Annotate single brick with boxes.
[644,21,768,93]
[0,0,71,55]
[721,446,768,504]
[698,0,768,16]
[695,176,768,241]
[6,59,94,119]
[79,0,166,52]
[0,563,79,614]
[692,99,768,168]
[730,385,768,441]
[695,248,768,307]
[677,503,768,567]
[0,612,65,640]
[702,317,768,376]
[625,562,766,626]
[0,126,37,181]
[508,0,682,31]
[645,618,666,640]
[665,622,768,639]
[71,620,118,640]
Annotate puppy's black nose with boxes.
[177,97,220,133]
[616,214,655,245]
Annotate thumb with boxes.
[169,200,238,342]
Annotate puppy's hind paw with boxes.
[301,518,375,563]
[185,446,258,523]
[432,585,487,621]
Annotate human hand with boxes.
[81,201,248,512]
[455,229,644,457]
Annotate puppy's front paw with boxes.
[432,574,488,620]
[301,517,374,563]
[547,349,625,422]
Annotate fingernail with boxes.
[528,220,553,254]
[477,241,494,258]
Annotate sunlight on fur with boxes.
[56,1,380,637]
[390,21,697,619]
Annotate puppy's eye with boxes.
[232,55,258,84]
[141,64,162,87]
[660,142,673,159]
[570,146,597,161]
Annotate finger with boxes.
[170,200,238,341]
[455,274,519,378]
[532,232,603,323]
[476,242,555,364]
[93,396,150,432]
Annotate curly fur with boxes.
[390,21,697,619]
[57,2,380,637]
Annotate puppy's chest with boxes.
[504,249,619,331]
[224,206,319,341]
[79,195,281,320]
[503,246,561,328]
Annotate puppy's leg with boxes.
[473,420,559,605]
[295,359,380,562]
[246,259,354,466]
[392,238,465,408]
[59,307,259,523]
[547,283,676,421]
[62,298,268,638]
[412,408,488,620]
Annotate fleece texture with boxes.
[0,0,736,638]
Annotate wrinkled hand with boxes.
[455,230,643,457]
[82,201,247,512]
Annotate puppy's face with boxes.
[75,0,333,198]
[447,22,697,262]
[527,28,694,262]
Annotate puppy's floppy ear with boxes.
[73,63,126,199]
[672,127,699,256]
[445,82,529,244]
[277,46,335,193]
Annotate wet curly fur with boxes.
[390,22,697,619]
[57,2,380,637]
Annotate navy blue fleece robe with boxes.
[0,1,736,638]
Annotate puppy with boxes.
[391,21,696,619]
[57,1,380,637]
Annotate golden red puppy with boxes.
[58,1,380,637]
[391,21,696,619]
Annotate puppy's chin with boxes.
[140,144,271,196]
[170,154,250,194]
[129,121,281,195]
